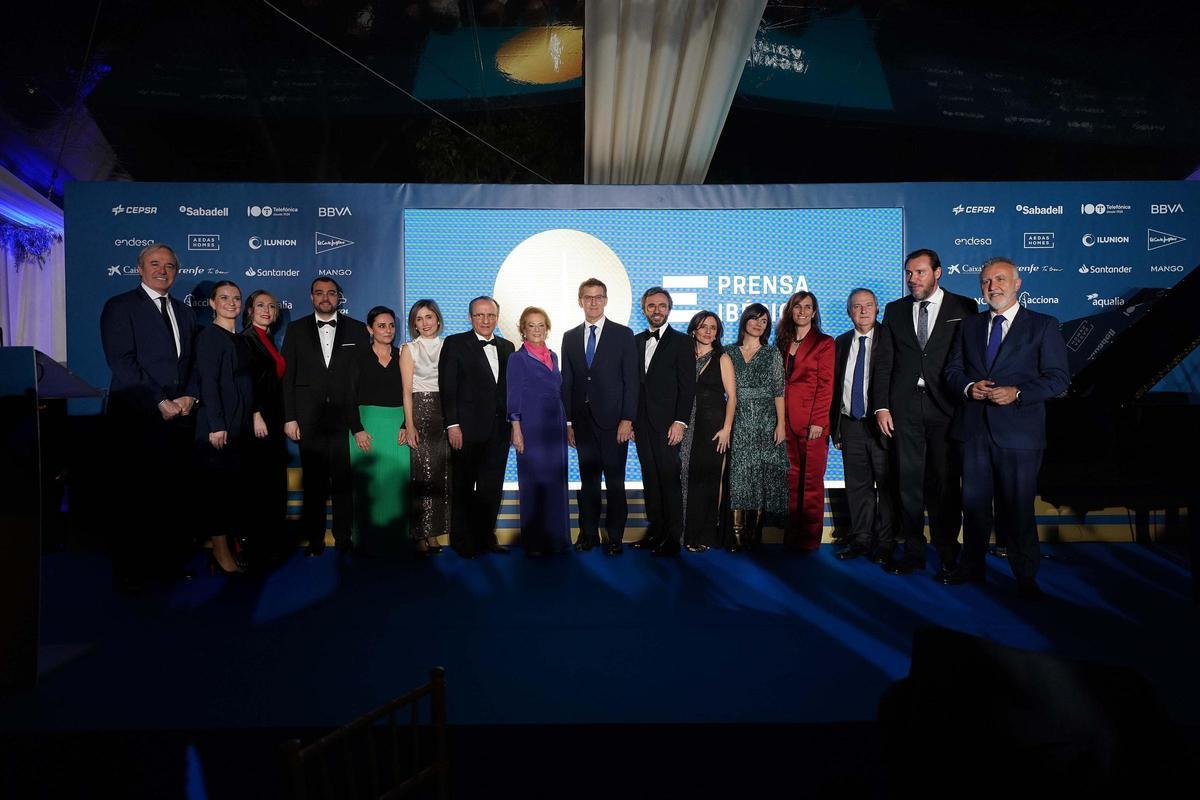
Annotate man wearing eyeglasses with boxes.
[560,278,639,555]
[281,277,370,556]
[438,295,515,558]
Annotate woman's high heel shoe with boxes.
[209,551,245,576]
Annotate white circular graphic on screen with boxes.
[493,229,632,354]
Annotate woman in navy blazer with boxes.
[193,281,255,574]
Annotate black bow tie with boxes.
[646,329,660,341]
[317,319,337,328]
[480,339,497,347]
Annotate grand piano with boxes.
[1039,264,1200,598]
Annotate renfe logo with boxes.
[318,206,352,217]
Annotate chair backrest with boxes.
[281,667,448,800]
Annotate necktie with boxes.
[481,339,497,347]
[157,295,171,329]
[916,300,930,350]
[850,335,867,419]
[585,324,597,368]
[317,318,337,328]
[985,314,1005,369]
[646,329,660,340]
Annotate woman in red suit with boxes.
[777,291,835,552]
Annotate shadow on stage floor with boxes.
[1,542,1197,797]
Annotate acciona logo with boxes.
[1081,203,1131,215]
[1081,234,1130,247]
[247,205,299,218]
[248,236,298,250]
[111,205,157,215]
[1018,291,1059,306]
[1015,204,1064,215]
[953,237,992,246]
[178,205,230,217]
[315,232,354,254]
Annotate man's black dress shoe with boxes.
[883,555,926,575]
[630,537,659,550]
[870,548,892,565]
[939,563,986,586]
[574,539,594,552]
[605,543,624,556]
[489,544,511,555]
[650,541,680,557]
[835,544,869,561]
[1015,577,1044,600]
[989,545,1008,559]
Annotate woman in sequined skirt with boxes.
[400,299,451,555]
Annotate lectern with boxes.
[0,347,99,692]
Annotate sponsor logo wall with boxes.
[66,180,1200,478]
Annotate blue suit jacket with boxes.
[560,318,639,430]
[100,287,196,416]
[944,305,1070,449]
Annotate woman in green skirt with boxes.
[343,305,410,555]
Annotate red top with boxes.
[253,325,286,379]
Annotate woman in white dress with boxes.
[400,299,450,555]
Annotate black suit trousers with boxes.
[573,411,629,544]
[961,435,1043,580]
[634,419,683,544]
[893,389,962,563]
[448,418,509,556]
[298,401,353,548]
[839,416,896,549]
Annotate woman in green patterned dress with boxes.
[728,303,789,550]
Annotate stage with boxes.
[0,541,1197,797]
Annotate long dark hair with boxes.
[776,291,822,356]
[242,289,278,331]
[687,310,724,356]
[736,303,771,347]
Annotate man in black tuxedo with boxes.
[630,287,695,557]
[875,248,977,578]
[829,288,896,562]
[438,295,514,558]
[561,278,639,554]
[100,243,197,588]
[281,277,370,555]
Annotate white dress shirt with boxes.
[913,286,945,387]
[315,313,337,367]
[476,333,500,382]
[643,326,661,373]
[141,283,181,356]
[840,326,874,417]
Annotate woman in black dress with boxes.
[193,280,254,574]
[681,311,737,552]
[241,289,289,565]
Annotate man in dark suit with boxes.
[942,258,1069,599]
[630,287,695,557]
[875,248,977,578]
[100,243,197,588]
[281,277,370,555]
[438,295,514,558]
[561,278,639,554]
[829,288,896,562]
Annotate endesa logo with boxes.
[1081,203,1131,215]
[247,205,300,218]
[1023,232,1055,249]
[178,205,230,217]
[318,206,352,217]
[951,205,995,215]
[1150,265,1184,273]
[111,205,157,215]
[1079,264,1132,274]
[953,237,992,246]
[113,237,154,247]
[248,236,298,250]
[1150,203,1184,214]
[1081,234,1130,247]
[1015,204,1063,215]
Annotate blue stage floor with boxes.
[2,543,1198,733]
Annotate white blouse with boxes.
[407,336,443,392]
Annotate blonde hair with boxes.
[519,306,551,337]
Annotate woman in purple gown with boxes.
[507,307,571,556]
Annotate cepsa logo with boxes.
[111,205,157,215]
[952,205,996,215]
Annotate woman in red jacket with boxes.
[777,291,835,552]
